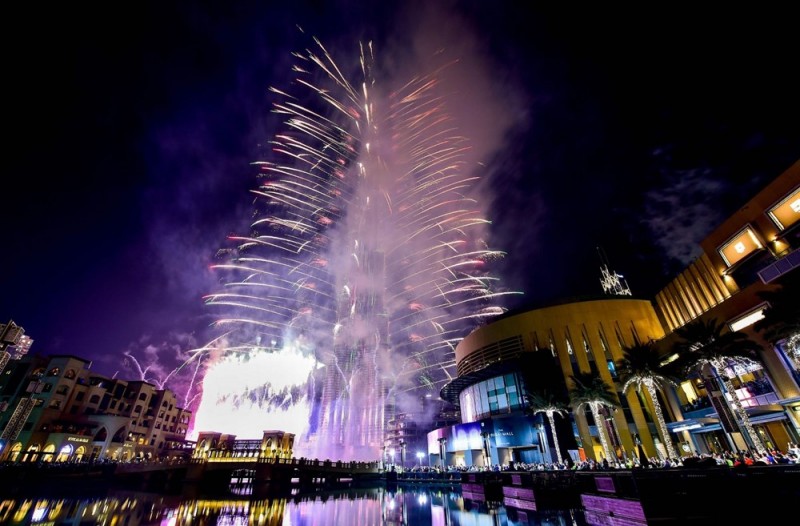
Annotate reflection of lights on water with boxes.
[217,517,249,526]
[417,494,428,505]
[160,518,177,526]
[388,501,396,510]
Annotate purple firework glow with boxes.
[187,36,519,460]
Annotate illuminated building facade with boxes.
[0,353,192,462]
[192,430,295,462]
[383,395,459,469]
[435,298,669,464]
[658,159,800,453]
[433,159,799,465]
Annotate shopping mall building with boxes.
[428,159,800,465]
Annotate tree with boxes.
[672,318,767,455]
[527,389,569,464]
[755,272,800,368]
[617,341,679,459]
[569,371,619,461]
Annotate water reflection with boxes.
[0,486,588,525]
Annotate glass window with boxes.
[718,226,764,267]
[767,186,800,230]
[497,396,508,410]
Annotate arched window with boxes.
[138,393,147,401]
[48,367,61,377]
[94,427,108,442]
[64,369,76,380]
[112,426,127,443]
[42,444,56,462]
[9,442,22,462]
[23,443,41,463]
[56,444,73,462]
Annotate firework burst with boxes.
[192,36,517,459]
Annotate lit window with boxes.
[729,304,767,332]
[767,186,800,230]
[718,226,764,267]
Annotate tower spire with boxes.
[597,247,632,296]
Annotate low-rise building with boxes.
[0,353,192,462]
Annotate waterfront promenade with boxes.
[2,458,798,522]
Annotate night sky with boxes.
[4,1,799,385]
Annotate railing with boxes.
[736,392,779,408]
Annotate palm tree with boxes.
[755,273,800,368]
[672,318,767,455]
[527,390,569,464]
[617,341,679,459]
[569,371,618,461]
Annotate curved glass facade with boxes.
[459,373,525,423]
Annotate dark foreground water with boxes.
[0,485,589,525]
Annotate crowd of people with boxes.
[401,447,799,474]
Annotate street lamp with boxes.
[480,421,491,468]
[438,438,447,468]
[416,451,424,467]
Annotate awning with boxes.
[667,418,718,434]
[691,424,722,434]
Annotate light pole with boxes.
[416,451,424,467]
[438,438,447,469]
[399,439,406,472]
[480,421,491,468]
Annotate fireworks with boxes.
[191,36,516,459]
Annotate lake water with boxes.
[0,485,590,525]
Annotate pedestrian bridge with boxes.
[182,456,383,494]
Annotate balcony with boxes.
[758,248,800,283]
[727,391,780,408]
